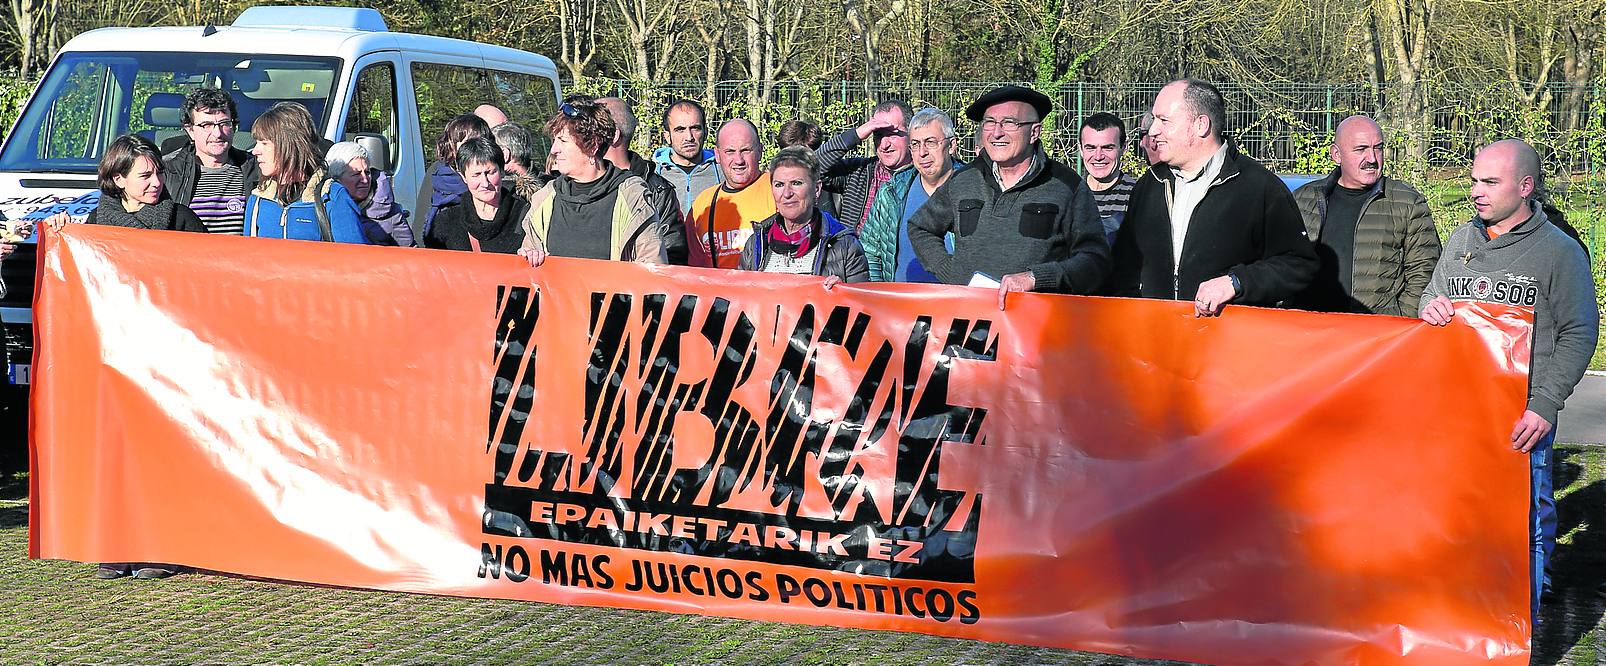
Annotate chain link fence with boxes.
[580,79,1605,256]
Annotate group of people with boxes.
[9,80,1598,612]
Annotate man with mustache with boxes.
[1291,115,1440,314]
[816,99,914,231]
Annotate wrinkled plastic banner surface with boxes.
[32,225,1533,664]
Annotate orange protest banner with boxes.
[31,224,1532,663]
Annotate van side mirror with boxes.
[351,132,390,173]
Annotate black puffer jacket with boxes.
[624,150,688,265]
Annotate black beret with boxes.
[965,85,1054,122]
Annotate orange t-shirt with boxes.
[685,172,775,269]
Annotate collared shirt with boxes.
[990,150,1044,192]
[1168,142,1228,269]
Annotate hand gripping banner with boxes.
[31,225,1533,663]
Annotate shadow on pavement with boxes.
[1533,446,1606,666]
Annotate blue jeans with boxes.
[1531,428,1557,616]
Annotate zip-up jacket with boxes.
[740,209,870,283]
[243,172,369,244]
[652,146,722,217]
[1109,142,1317,304]
[1292,170,1440,315]
[816,127,913,230]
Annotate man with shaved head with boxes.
[685,118,776,268]
[1421,139,1599,611]
[473,104,508,128]
[1291,115,1440,314]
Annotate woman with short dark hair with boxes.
[517,99,667,267]
[45,133,206,233]
[420,113,494,238]
[241,102,366,243]
[424,136,528,254]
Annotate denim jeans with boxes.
[1531,428,1557,616]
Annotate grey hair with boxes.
[908,107,955,139]
[324,141,372,179]
[491,122,534,169]
[768,145,820,181]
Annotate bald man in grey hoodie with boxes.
[1420,139,1599,612]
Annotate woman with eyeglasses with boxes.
[737,146,868,284]
[517,100,667,267]
[242,102,367,243]
[424,136,528,254]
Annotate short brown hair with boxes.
[436,113,492,165]
[251,102,323,201]
[775,120,823,150]
[543,99,614,159]
[98,134,165,199]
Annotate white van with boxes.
[0,6,563,393]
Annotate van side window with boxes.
[345,62,400,169]
[488,70,558,157]
[410,62,488,167]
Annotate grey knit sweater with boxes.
[1419,202,1599,424]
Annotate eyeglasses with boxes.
[560,102,580,117]
[188,120,237,132]
[910,137,951,152]
[979,118,1039,133]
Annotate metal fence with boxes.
[579,78,1605,257]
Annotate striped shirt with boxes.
[190,164,247,235]
[1090,172,1138,219]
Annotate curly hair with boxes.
[543,99,615,159]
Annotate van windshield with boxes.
[0,51,342,174]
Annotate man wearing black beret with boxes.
[905,85,1111,307]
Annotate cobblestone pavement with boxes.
[2,445,1603,664]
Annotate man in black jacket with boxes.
[1109,80,1317,315]
[597,97,689,265]
[161,88,261,235]
[906,86,1111,307]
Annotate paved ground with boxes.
[1560,374,1606,445]
[2,446,1605,664]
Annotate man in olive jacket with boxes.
[1292,115,1440,315]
